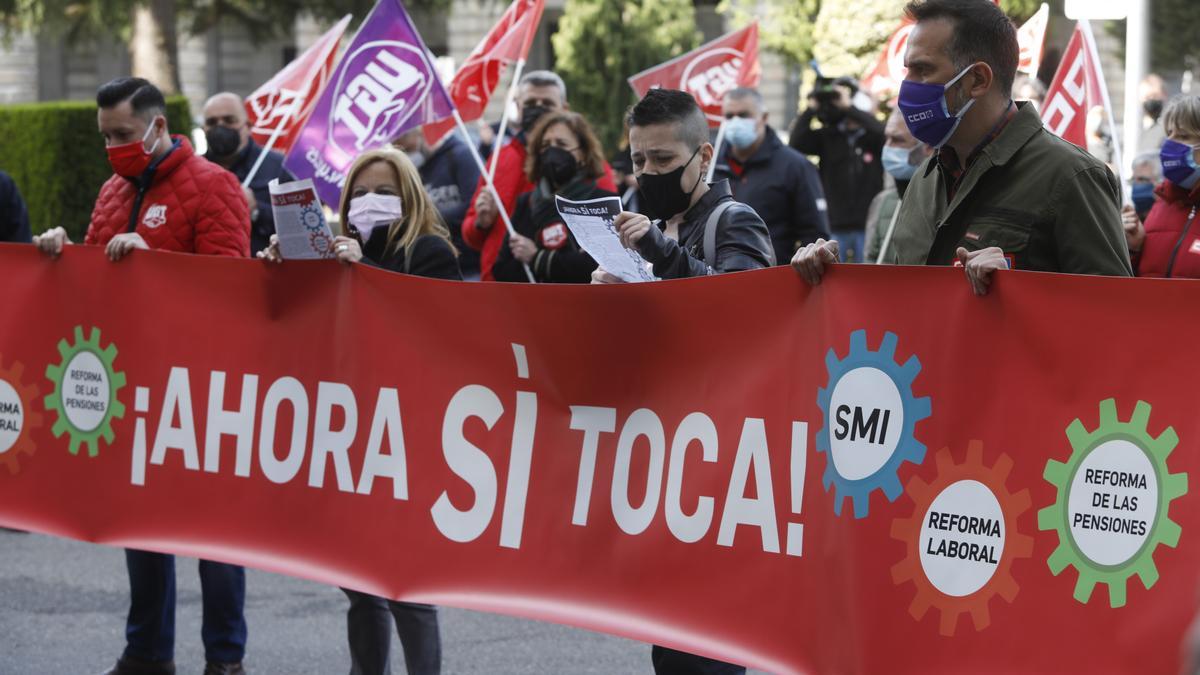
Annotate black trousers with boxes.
[342,588,441,675]
[652,645,746,675]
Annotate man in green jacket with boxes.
[793,0,1131,293]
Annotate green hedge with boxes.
[0,96,192,241]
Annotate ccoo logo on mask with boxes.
[328,40,436,156]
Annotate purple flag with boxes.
[284,0,455,208]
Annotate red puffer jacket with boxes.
[85,135,249,257]
[1135,180,1200,278]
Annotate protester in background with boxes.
[1086,105,1115,167]
[34,77,249,675]
[865,108,933,264]
[1130,152,1162,222]
[394,127,482,279]
[611,151,640,212]
[794,0,1130,292]
[712,87,829,265]
[592,88,770,673]
[1012,74,1045,111]
[1138,73,1168,153]
[460,70,616,280]
[0,170,31,242]
[493,111,613,283]
[202,92,294,255]
[261,147,455,674]
[788,75,884,263]
[1130,96,1200,278]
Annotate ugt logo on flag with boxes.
[285,0,454,207]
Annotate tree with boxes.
[0,0,446,94]
[724,0,1056,82]
[552,0,699,151]
[1147,0,1200,74]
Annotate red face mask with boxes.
[106,117,162,178]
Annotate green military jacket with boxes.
[887,102,1132,276]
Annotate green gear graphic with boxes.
[43,326,126,457]
[1037,399,1188,608]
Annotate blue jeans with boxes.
[123,549,247,663]
[831,229,865,263]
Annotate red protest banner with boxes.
[245,15,351,156]
[1041,22,1106,148]
[0,244,1196,674]
[1017,3,1050,76]
[628,23,760,127]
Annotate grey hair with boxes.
[1163,95,1200,139]
[1132,152,1163,181]
[725,87,764,112]
[519,70,567,101]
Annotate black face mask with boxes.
[205,125,241,159]
[1144,98,1164,121]
[636,146,703,221]
[540,146,579,187]
[521,105,548,133]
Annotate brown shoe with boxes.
[203,662,245,675]
[99,655,176,675]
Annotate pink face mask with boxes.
[347,193,404,240]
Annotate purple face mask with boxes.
[1161,139,1200,190]
[896,65,977,148]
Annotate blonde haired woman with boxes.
[261,147,460,280]
[1132,95,1200,277]
[259,148,453,674]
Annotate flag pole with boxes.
[452,109,536,283]
[486,57,527,181]
[243,103,295,188]
[1081,19,1127,203]
[876,199,902,264]
[705,119,727,183]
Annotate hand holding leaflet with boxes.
[554,195,657,283]
[269,178,335,260]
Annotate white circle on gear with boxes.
[0,379,23,455]
[62,350,110,433]
[919,479,1005,597]
[1068,439,1157,568]
[829,367,903,480]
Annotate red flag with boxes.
[861,21,915,99]
[627,23,760,127]
[1017,3,1050,76]
[245,15,351,156]
[1041,22,1107,148]
[422,0,545,144]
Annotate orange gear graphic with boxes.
[889,440,1034,636]
[0,355,43,475]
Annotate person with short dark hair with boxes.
[713,87,829,264]
[492,111,615,283]
[794,0,1130,292]
[202,92,296,255]
[600,88,772,283]
[0,170,31,243]
[33,76,250,675]
[789,75,884,263]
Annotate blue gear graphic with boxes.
[300,203,325,231]
[816,329,932,518]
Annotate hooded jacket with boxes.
[1135,179,1200,278]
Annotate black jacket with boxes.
[420,134,482,277]
[789,107,884,232]
[493,178,615,283]
[635,180,774,279]
[713,127,829,264]
[0,171,31,243]
[209,140,295,255]
[362,228,462,280]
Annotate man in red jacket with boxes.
[33,77,249,675]
[462,70,616,280]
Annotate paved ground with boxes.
[0,531,768,675]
